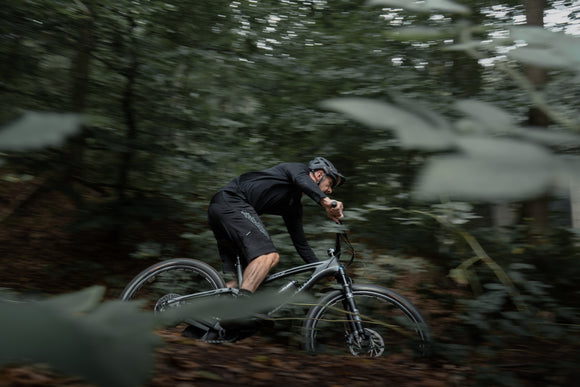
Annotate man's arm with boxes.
[286,163,327,203]
[283,211,319,264]
[284,163,344,223]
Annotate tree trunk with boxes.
[524,0,549,125]
[67,1,95,181]
[115,15,140,203]
[521,0,550,237]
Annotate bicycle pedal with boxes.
[182,324,208,339]
[183,317,226,339]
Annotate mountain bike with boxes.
[120,220,431,357]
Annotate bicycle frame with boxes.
[163,253,342,307]
[120,212,430,355]
[263,222,352,294]
[163,230,368,341]
[263,256,339,290]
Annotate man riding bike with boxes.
[207,157,346,295]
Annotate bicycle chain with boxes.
[202,328,242,344]
[204,336,238,344]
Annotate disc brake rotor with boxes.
[347,328,385,357]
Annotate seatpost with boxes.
[235,256,243,287]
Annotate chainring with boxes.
[154,293,181,313]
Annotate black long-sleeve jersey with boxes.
[221,162,327,263]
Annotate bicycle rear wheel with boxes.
[303,284,430,357]
[120,258,226,312]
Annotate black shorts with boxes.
[208,191,277,273]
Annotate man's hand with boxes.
[321,197,344,223]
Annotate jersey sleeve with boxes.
[286,163,327,204]
[283,209,319,264]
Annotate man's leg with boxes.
[240,252,279,293]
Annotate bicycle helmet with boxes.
[308,157,346,187]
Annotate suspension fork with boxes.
[336,266,367,339]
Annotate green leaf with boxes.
[449,268,469,285]
[508,27,580,71]
[0,287,160,387]
[484,283,508,291]
[367,0,471,15]
[516,127,580,146]
[442,41,485,51]
[454,100,516,134]
[385,27,450,41]
[508,47,577,70]
[455,136,554,163]
[511,26,575,48]
[414,137,559,201]
[156,288,315,327]
[321,97,455,150]
[43,286,105,314]
[0,112,83,151]
[509,263,536,271]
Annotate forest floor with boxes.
[0,180,577,386]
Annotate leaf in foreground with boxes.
[367,0,470,15]
[0,112,83,151]
[155,288,315,327]
[414,137,561,201]
[321,97,455,151]
[0,286,161,387]
[508,27,580,71]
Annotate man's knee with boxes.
[269,252,280,267]
[256,252,279,268]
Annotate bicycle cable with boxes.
[341,230,355,267]
[336,218,356,267]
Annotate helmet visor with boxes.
[329,172,345,188]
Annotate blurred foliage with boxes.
[0,287,160,387]
[0,112,83,151]
[1,0,580,385]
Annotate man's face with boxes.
[310,169,335,194]
[318,175,334,195]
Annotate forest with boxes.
[1,0,579,386]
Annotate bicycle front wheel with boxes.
[120,258,226,312]
[303,284,430,357]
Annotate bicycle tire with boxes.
[303,284,431,357]
[119,258,226,310]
